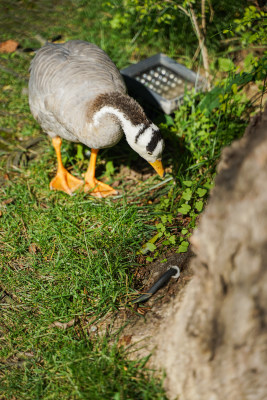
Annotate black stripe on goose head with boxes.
[146,129,162,153]
[135,123,151,143]
[90,92,150,126]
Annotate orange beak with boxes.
[149,160,165,178]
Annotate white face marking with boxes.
[89,106,163,163]
[92,106,143,133]
[134,123,164,162]
[136,123,157,148]
[129,125,164,163]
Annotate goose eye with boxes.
[147,151,152,155]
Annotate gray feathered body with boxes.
[29,40,127,149]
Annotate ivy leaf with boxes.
[76,144,84,161]
[195,200,203,212]
[178,204,191,215]
[105,160,115,176]
[183,180,193,187]
[196,188,207,197]
[160,215,168,224]
[218,57,235,72]
[181,228,188,235]
[182,188,192,201]
[204,182,214,189]
[169,235,176,244]
[178,240,189,253]
[156,222,166,233]
[137,233,159,254]
[146,242,157,252]
[162,240,170,245]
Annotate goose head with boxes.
[124,121,165,177]
[91,92,165,177]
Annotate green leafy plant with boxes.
[139,176,212,260]
[140,32,266,261]
[105,160,115,177]
[224,5,267,47]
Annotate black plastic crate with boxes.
[121,53,207,114]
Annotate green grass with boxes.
[0,0,264,398]
[1,155,168,399]
[0,1,170,398]
[0,162,169,400]
[1,177,150,317]
[1,333,167,399]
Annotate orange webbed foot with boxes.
[84,179,118,198]
[50,169,83,195]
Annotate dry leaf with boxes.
[118,335,132,347]
[2,198,14,205]
[137,307,148,316]
[0,39,19,53]
[40,203,49,209]
[28,243,39,254]
[49,319,75,330]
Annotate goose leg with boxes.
[84,149,118,198]
[50,136,83,195]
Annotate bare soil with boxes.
[94,250,194,360]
